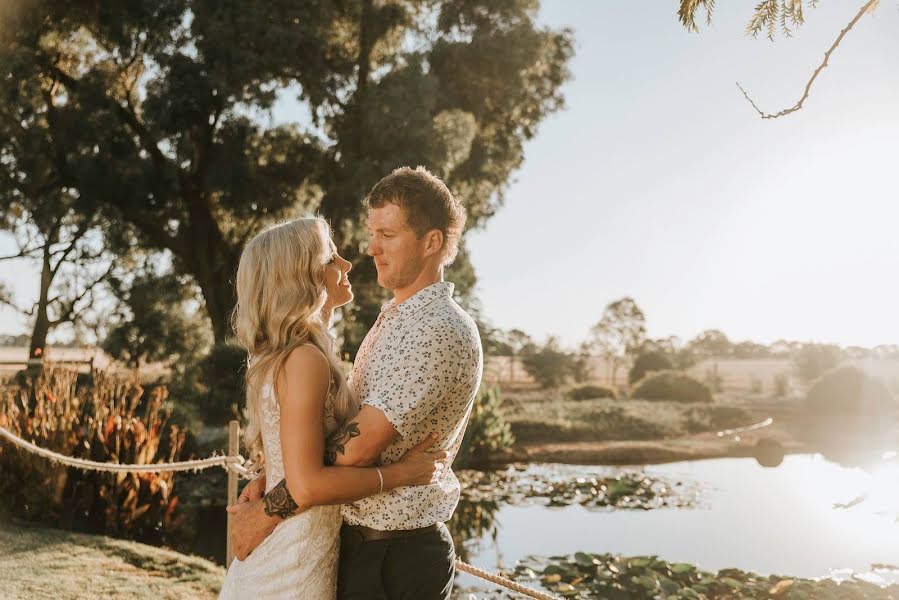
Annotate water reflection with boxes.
[451,455,899,589]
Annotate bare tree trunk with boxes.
[29,237,54,359]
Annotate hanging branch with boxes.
[737,0,879,119]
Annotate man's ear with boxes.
[422,230,444,259]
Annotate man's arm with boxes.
[253,404,399,525]
[326,405,400,466]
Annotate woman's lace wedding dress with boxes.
[219,379,342,599]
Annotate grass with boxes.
[503,389,754,445]
[0,517,224,600]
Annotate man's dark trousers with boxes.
[336,523,455,600]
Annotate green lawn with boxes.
[0,518,224,600]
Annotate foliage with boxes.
[794,343,841,382]
[513,551,899,600]
[519,337,575,389]
[682,405,753,433]
[457,466,696,512]
[631,370,713,403]
[804,365,895,420]
[0,0,574,352]
[688,329,731,358]
[456,386,514,468]
[566,384,617,401]
[193,342,247,425]
[102,267,213,369]
[0,369,186,544]
[628,350,673,385]
[589,297,646,384]
[773,372,790,397]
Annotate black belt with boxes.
[343,522,439,543]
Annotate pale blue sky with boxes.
[2,1,898,348]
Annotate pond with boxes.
[451,454,899,591]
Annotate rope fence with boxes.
[0,420,561,600]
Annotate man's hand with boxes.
[237,476,266,504]
[225,498,278,561]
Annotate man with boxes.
[229,166,483,599]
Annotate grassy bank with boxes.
[498,388,805,465]
[0,518,224,600]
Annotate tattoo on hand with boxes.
[262,479,298,519]
[324,421,361,466]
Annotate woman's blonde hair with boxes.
[231,217,355,474]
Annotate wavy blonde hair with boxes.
[231,217,355,474]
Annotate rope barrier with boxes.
[0,426,251,476]
[456,560,562,600]
[0,425,560,599]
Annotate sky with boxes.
[2,1,898,349]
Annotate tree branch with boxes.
[737,0,877,119]
[0,244,49,261]
[48,261,114,327]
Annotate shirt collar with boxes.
[380,282,454,317]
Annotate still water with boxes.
[454,454,899,587]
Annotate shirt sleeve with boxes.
[363,323,472,439]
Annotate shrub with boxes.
[173,342,246,426]
[801,366,896,450]
[456,386,515,467]
[0,368,186,544]
[804,366,894,417]
[628,350,673,385]
[795,344,841,382]
[566,384,617,401]
[773,372,790,397]
[631,370,713,403]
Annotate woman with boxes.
[218,217,446,599]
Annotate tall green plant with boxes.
[456,386,514,468]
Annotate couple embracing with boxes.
[219,166,483,600]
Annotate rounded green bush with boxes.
[631,370,713,403]
[566,384,617,401]
[801,366,896,457]
[628,350,673,385]
[804,366,894,415]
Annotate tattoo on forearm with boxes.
[262,479,298,519]
[324,421,361,466]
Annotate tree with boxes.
[0,1,574,353]
[688,329,732,359]
[0,73,115,358]
[589,297,646,386]
[794,343,842,382]
[0,205,113,359]
[678,0,882,118]
[519,336,574,389]
[102,264,213,369]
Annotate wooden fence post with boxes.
[226,420,240,567]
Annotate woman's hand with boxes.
[392,433,449,486]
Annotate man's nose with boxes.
[367,239,380,256]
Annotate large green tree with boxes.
[0,1,573,352]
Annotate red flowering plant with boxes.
[0,368,186,543]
